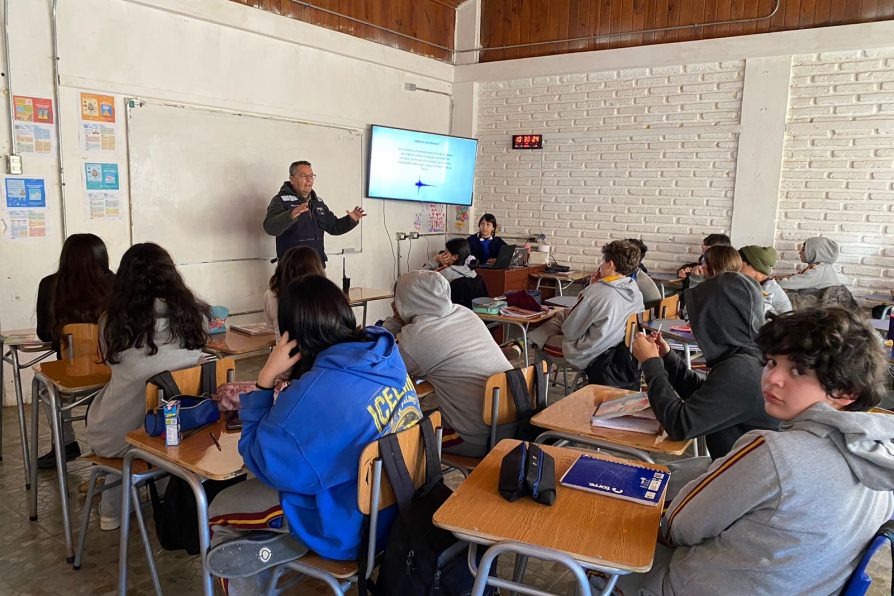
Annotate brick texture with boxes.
[779,50,894,293]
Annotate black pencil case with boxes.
[498,441,528,502]
[525,444,557,506]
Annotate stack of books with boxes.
[590,392,661,434]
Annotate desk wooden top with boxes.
[206,330,276,356]
[433,439,667,573]
[35,357,111,391]
[531,385,692,456]
[126,418,244,481]
[477,306,559,325]
[415,380,435,399]
[0,328,49,347]
[530,270,591,282]
[864,292,894,304]
[642,318,697,344]
[649,271,681,283]
[347,287,393,305]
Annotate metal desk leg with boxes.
[10,346,32,487]
[29,377,41,521]
[47,382,75,562]
[1,339,4,460]
[684,344,692,369]
[519,323,530,368]
[469,541,595,596]
[362,302,369,327]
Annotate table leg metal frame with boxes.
[464,540,623,596]
[119,448,215,595]
[533,431,656,464]
[2,344,54,482]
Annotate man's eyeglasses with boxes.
[297,174,317,180]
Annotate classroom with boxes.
[1,0,893,594]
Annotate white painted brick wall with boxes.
[778,50,894,294]
[476,62,743,272]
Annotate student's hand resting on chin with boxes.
[258,331,301,388]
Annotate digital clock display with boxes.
[512,134,543,149]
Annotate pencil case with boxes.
[498,441,528,502]
[525,444,556,506]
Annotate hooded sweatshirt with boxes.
[778,236,843,291]
[641,272,779,458]
[560,275,644,370]
[238,326,422,560]
[391,270,511,451]
[640,403,894,596]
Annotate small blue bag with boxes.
[144,362,220,437]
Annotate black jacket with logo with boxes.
[263,182,358,261]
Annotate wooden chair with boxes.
[624,310,652,350]
[259,412,444,595]
[73,357,236,575]
[657,294,680,319]
[441,361,549,477]
[60,323,102,363]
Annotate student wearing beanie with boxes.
[739,246,792,316]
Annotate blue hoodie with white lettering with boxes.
[238,326,422,560]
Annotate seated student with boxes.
[632,272,779,458]
[467,213,507,263]
[677,233,732,279]
[206,275,422,591]
[263,246,324,340]
[702,244,741,277]
[383,270,511,457]
[625,307,894,596]
[738,245,792,316]
[626,238,661,307]
[778,236,843,291]
[35,233,115,467]
[424,237,479,283]
[529,240,644,387]
[86,243,208,530]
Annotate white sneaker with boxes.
[98,504,120,531]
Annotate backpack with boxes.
[501,360,548,442]
[363,416,484,596]
[585,342,640,391]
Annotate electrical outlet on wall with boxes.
[6,154,23,175]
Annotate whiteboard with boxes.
[126,100,363,264]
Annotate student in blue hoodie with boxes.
[206,274,422,592]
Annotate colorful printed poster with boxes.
[14,123,54,154]
[413,203,446,234]
[4,178,46,208]
[450,205,470,233]
[14,96,54,124]
[5,209,47,240]
[81,123,116,151]
[80,93,115,122]
[87,191,120,220]
[85,163,119,190]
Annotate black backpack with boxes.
[362,416,482,596]
[144,361,246,555]
[502,360,548,442]
[585,342,640,391]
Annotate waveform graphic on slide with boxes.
[415,177,437,196]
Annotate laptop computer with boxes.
[478,244,517,269]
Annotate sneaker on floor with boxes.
[206,532,308,579]
[98,502,120,531]
[37,441,82,470]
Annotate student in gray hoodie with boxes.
[625,307,894,596]
[778,236,843,290]
[383,270,511,457]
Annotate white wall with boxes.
[0,0,456,402]
[456,21,894,292]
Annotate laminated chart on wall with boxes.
[448,205,470,234]
[83,163,121,220]
[80,92,117,151]
[3,178,48,240]
[13,96,55,154]
[414,203,446,234]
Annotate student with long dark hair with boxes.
[424,237,479,283]
[467,213,507,263]
[35,233,114,467]
[86,242,209,530]
[264,246,324,340]
[205,275,422,591]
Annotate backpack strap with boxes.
[146,371,181,405]
[378,433,416,510]
[199,360,217,396]
[419,417,443,493]
[505,368,533,417]
[531,357,546,410]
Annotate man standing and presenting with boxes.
[264,160,366,262]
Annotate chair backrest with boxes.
[144,357,236,411]
[840,519,894,596]
[482,360,549,426]
[60,323,101,362]
[658,294,680,318]
[624,310,652,349]
[356,411,442,514]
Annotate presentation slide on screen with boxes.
[368,127,478,206]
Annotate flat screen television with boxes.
[367,125,478,206]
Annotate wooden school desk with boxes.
[0,328,54,483]
[347,286,393,326]
[530,269,590,297]
[641,317,700,368]
[476,307,558,367]
[205,329,276,358]
[433,439,669,596]
[119,417,244,596]
[476,265,544,298]
[531,384,692,463]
